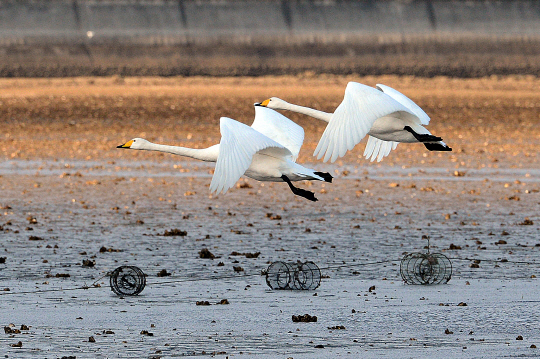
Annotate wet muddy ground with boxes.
[1,76,540,358]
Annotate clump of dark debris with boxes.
[230,251,260,258]
[82,259,95,267]
[160,229,187,236]
[199,248,215,259]
[292,314,317,323]
[157,269,171,277]
[99,246,122,253]
[28,235,45,241]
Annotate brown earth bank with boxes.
[0,74,539,169]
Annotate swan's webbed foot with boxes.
[314,171,333,183]
[281,175,318,202]
[404,126,443,142]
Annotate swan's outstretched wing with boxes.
[251,106,304,162]
[376,84,430,125]
[314,82,418,163]
[363,136,399,162]
[210,117,292,195]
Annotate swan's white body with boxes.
[118,106,325,196]
[261,82,450,163]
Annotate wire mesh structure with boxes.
[109,265,146,296]
[266,261,321,290]
[400,252,452,285]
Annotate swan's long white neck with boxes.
[272,101,332,123]
[139,142,219,162]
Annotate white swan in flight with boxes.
[117,106,332,202]
[257,82,451,163]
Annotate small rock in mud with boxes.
[196,301,210,306]
[292,314,317,323]
[266,213,281,220]
[88,336,95,343]
[520,218,534,225]
[237,182,252,188]
[0,257,5,264]
[457,302,468,306]
[233,266,244,272]
[82,259,95,267]
[445,328,454,334]
[55,273,71,278]
[5,326,21,334]
[140,330,154,336]
[328,325,346,330]
[517,335,524,340]
[314,344,325,348]
[10,341,22,347]
[161,229,187,236]
[28,235,45,241]
[217,262,224,266]
[157,269,171,277]
[230,251,260,258]
[20,325,29,330]
[217,299,229,305]
[199,248,215,259]
[449,243,462,250]
[99,246,122,253]
[368,285,376,292]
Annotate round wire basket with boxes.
[266,261,321,290]
[400,252,452,285]
[109,265,146,296]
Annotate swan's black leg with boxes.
[314,172,333,183]
[404,126,443,142]
[424,142,452,151]
[281,175,318,202]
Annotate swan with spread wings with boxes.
[258,82,451,163]
[117,106,332,202]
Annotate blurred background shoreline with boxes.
[2,0,540,78]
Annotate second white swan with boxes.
[258,82,451,163]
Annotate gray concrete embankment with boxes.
[1,0,539,77]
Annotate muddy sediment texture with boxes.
[1,76,540,357]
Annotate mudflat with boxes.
[0,75,539,358]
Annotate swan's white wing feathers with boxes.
[210,117,291,195]
[314,82,416,163]
[376,84,430,125]
[251,106,304,161]
[363,136,399,162]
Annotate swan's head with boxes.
[254,97,289,110]
[117,138,149,150]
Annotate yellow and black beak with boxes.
[255,99,270,107]
[117,140,133,149]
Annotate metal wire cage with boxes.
[266,261,321,290]
[109,265,146,296]
[400,252,452,285]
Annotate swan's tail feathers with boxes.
[314,171,333,183]
[424,141,452,151]
[281,175,318,202]
[404,126,442,142]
